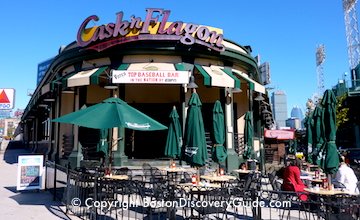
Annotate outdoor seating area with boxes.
[46,161,360,220]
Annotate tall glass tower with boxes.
[271,90,288,128]
[291,106,304,121]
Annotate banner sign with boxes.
[264,129,295,140]
[112,70,189,84]
[0,88,15,110]
[37,58,54,85]
[77,8,224,52]
[17,155,44,191]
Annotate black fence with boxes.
[46,163,360,220]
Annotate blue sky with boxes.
[0,0,350,116]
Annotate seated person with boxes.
[335,156,359,194]
[282,158,306,191]
[281,158,307,200]
[239,162,247,170]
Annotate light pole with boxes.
[254,93,265,173]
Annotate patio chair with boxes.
[180,172,192,183]
[142,163,152,182]
[332,180,346,189]
[268,171,282,191]
[137,178,169,219]
[190,187,229,219]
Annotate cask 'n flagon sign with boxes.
[77,8,225,52]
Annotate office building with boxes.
[271,90,288,128]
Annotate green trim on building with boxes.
[61,72,77,89]
[117,63,130,70]
[222,68,241,89]
[194,64,211,86]
[50,77,63,91]
[232,70,255,90]
[174,63,186,71]
[90,66,108,85]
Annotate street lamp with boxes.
[254,93,265,173]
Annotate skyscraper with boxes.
[290,106,304,128]
[271,90,288,128]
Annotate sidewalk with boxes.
[0,141,76,220]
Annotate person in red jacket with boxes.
[281,158,308,201]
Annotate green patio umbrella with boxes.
[312,106,325,165]
[164,106,183,158]
[243,111,254,160]
[211,100,227,163]
[304,112,314,163]
[318,89,340,174]
[53,97,167,159]
[289,139,297,155]
[53,97,167,131]
[97,129,109,156]
[183,91,208,167]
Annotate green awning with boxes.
[194,65,240,88]
[222,68,241,89]
[232,69,265,93]
[68,67,108,87]
[194,64,212,86]
[90,66,109,84]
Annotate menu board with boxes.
[17,155,43,191]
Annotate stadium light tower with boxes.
[316,44,326,97]
[343,0,360,70]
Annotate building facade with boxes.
[271,90,288,128]
[20,8,267,171]
[285,117,301,130]
[290,105,304,129]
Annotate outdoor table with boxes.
[310,178,324,184]
[159,166,195,173]
[232,169,260,174]
[200,174,237,182]
[304,187,357,219]
[103,175,129,180]
[300,175,313,180]
[177,182,222,218]
[304,187,352,196]
[178,182,221,189]
[302,170,326,177]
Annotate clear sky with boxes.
[0,0,350,116]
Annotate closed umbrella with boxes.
[97,129,109,156]
[312,106,325,165]
[211,100,227,163]
[183,91,208,167]
[304,112,314,163]
[164,106,183,158]
[243,111,254,160]
[318,89,340,175]
[289,139,297,155]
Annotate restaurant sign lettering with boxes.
[77,8,224,52]
[264,129,295,140]
[112,70,190,84]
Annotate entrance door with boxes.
[125,103,178,159]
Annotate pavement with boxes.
[0,141,78,220]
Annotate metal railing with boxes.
[46,163,360,220]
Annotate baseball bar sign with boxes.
[112,70,189,84]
